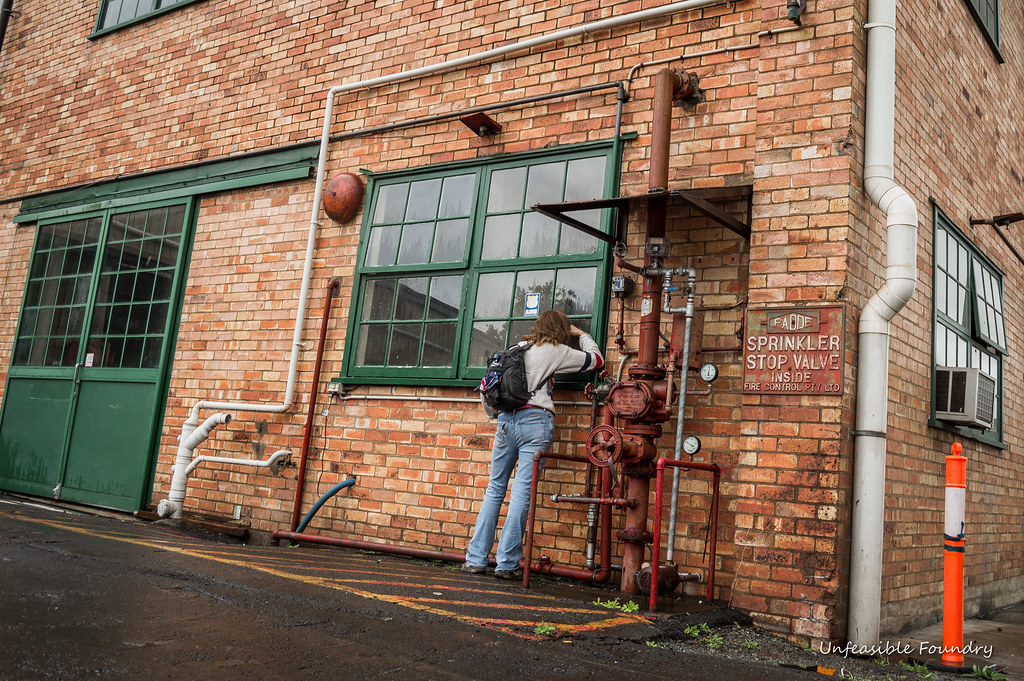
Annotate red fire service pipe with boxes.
[523,452,615,587]
[290,278,341,531]
[649,456,721,611]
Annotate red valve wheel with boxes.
[586,425,623,467]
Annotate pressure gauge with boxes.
[682,435,702,456]
[700,363,719,383]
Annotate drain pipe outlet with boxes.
[157,412,232,518]
[185,449,291,476]
[849,0,918,647]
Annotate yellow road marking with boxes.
[7,511,650,639]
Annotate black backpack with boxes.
[478,342,534,412]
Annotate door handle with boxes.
[72,361,83,399]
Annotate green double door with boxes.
[0,201,192,511]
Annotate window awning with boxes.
[532,185,753,244]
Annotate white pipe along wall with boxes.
[164,0,732,515]
[849,0,919,646]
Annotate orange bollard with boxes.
[941,442,967,669]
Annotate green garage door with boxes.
[0,201,192,510]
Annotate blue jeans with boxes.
[465,407,554,571]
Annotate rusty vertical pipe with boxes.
[290,278,342,531]
[620,476,651,594]
[620,68,682,594]
[637,68,683,371]
[521,455,543,587]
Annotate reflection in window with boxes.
[97,0,192,32]
[366,174,475,268]
[14,218,102,367]
[86,205,186,369]
[347,148,612,380]
[482,156,606,261]
[356,275,463,368]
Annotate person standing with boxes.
[462,310,604,579]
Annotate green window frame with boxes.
[931,207,1006,444]
[92,0,204,38]
[13,201,191,373]
[962,0,1001,60]
[341,142,617,386]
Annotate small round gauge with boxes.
[700,363,719,383]
[682,435,702,456]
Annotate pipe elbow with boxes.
[182,413,231,451]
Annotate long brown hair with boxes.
[522,310,571,346]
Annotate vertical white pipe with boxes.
[849,0,918,646]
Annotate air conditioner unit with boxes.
[934,366,996,430]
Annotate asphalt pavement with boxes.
[0,495,791,681]
[2,494,1021,680]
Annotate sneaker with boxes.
[460,562,486,575]
[493,567,523,581]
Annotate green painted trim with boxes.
[340,141,616,385]
[89,0,207,40]
[929,204,1005,445]
[15,144,318,224]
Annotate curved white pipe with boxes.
[159,412,232,518]
[185,449,292,476]
[849,0,918,647]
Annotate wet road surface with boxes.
[0,497,800,681]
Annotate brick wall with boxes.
[3,0,1024,645]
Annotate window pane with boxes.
[422,323,457,367]
[357,324,389,365]
[364,280,396,321]
[509,319,533,344]
[559,216,601,254]
[475,272,514,317]
[513,270,554,316]
[439,174,475,218]
[525,162,565,207]
[396,222,433,265]
[520,213,558,258]
[481,214,521,260]
[405,179,442,221]
[555,268,597,316]
[388,324,423,366]
[365,225,400,267]
[427,276,462,320]
[394,278,429,320]
[565,157,606,201]
[373,184,409,224]
[431,219,469,262]
[469,321,507,367]
[488,168,526,212]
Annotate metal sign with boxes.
[525,293,541,317]
[743,305,845,395]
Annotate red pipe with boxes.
[290,278,342,531]
[551,495,635,508]
[649,457,720,612]
[273,530,468,563]
[522,452,614,587]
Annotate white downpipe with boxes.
[848,0,918,647]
